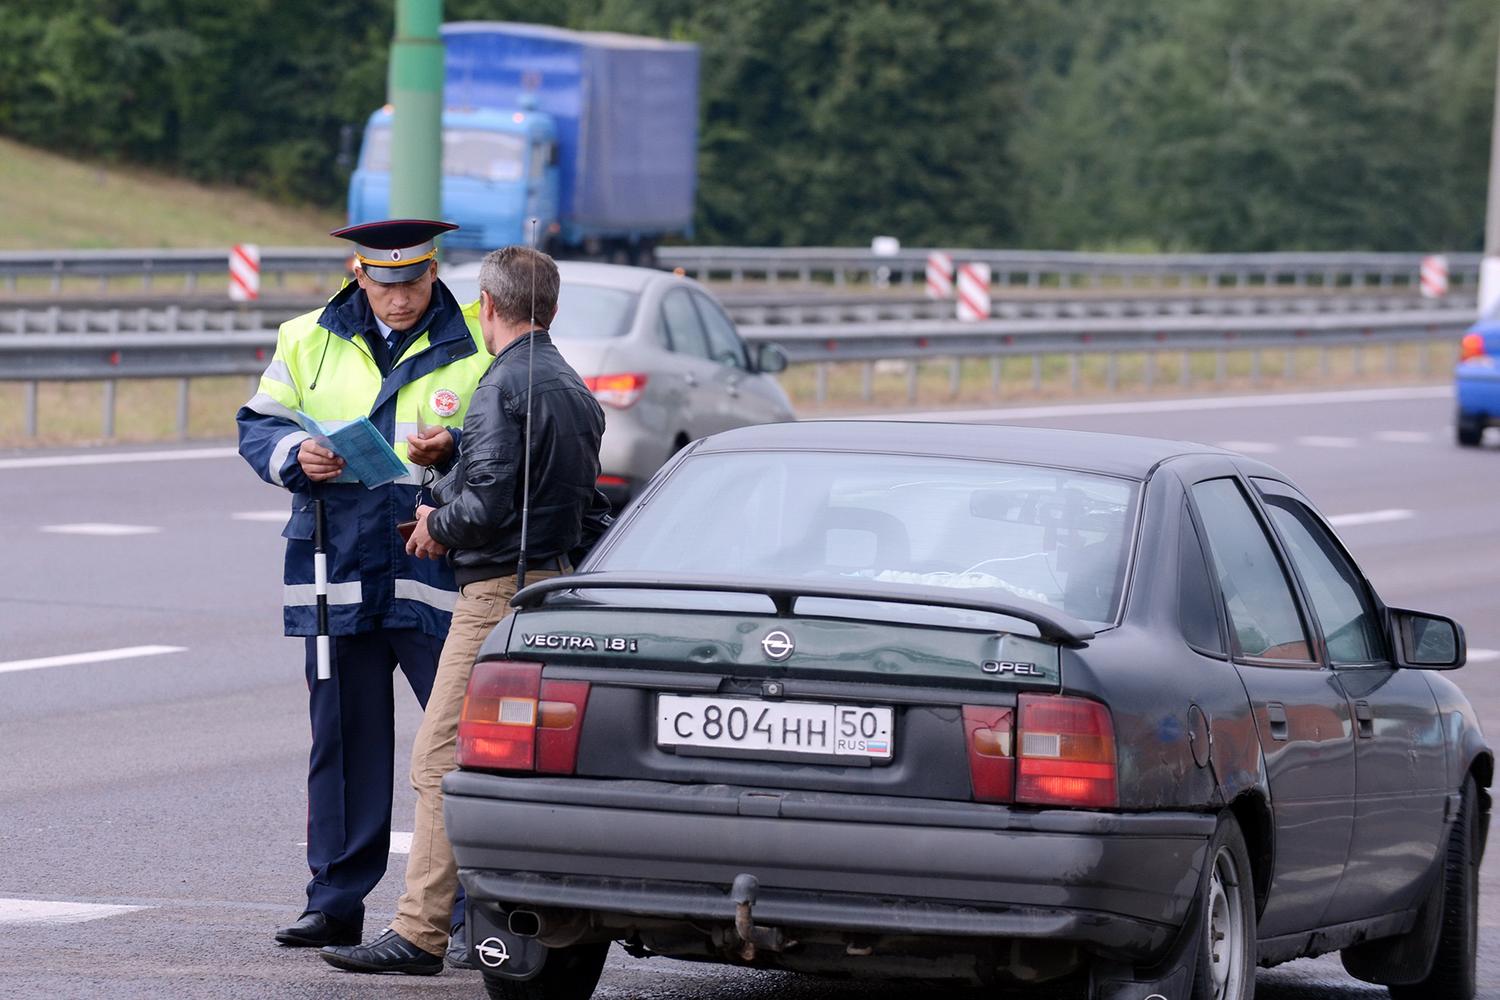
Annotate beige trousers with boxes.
[390,570,557,955]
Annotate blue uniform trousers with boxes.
[303,630,464,928]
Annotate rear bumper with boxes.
[445,772,1215,959]
[1456,360,1500,416]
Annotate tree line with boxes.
[0,0,1495,251]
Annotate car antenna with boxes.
[516,218,538,591]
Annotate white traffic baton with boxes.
[313,496,331,680]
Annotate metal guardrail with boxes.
[0,248,351,294]
[0,245,1481,293]
[0,290,1474,337]
[658,246,1484,290]
[0,308,1471,437]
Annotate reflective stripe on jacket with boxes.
[236,280,492,637]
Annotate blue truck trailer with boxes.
[347,21,699,264]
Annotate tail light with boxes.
[456,660,590,774]
[1461,333,1487,361]
[585,373,648,408]
[1016,694,1117,808]
[962,706,1014,802]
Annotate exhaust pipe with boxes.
[508,909,542,937]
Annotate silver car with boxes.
[443,260,795,505]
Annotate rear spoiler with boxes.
[511,571,1095,647]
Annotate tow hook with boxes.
[730,873,787,961]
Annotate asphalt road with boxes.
[0,383,1495,1000]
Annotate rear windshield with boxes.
[597,451,1140,625]
[440,275,637,340]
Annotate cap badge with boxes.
[390,248,403,261]
[430,388,460,418]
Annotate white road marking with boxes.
[1373,430,1433,444]
[1296,435,1359,448]
[0,446,239,470]
[1215,441,1280,454]
[1466,648,1500,663]
[867,384,1451,423]
[0,899,146,925]
[0,645,186,675]
[40,522,161,536]
[1325,509,1415,528]
[232,511,288,523]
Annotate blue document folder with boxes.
[295,411,408,489]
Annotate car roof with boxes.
[692,421,1234,479]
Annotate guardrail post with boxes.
[1144,351,1156,389]
[177,378,191,439]
[990,356,1002,394]
[907,362,919,403]
[24,381,37,437]
[1419,340,1432,376]
[1284,347,1296,380]
[1180,350,1191,387]
[103,380,117,439]
[861,362,874,402]
[1251,350,1261,385]
[1106,352,1118,391]
[1353,343,1364,376]
[1069,354,1080,392]
[1320,346,1330,377]
[949,358,962,397]
[1385,342,1396,375]
[1031,354,1042,390]
[1215,349,1227,383]
[815,363,828,406]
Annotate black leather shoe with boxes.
[446,923,475,970]
[274,911,361,948]
[321,929,443,976]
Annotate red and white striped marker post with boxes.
[229,243,261,301]
[926,252,954,299]
[1419,255,1448,299]
[956,262,991,322]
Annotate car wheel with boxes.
[1456,412,1483,447]
[481,941,610,1000]
[1192,816,1256,1000]
[1389,775,1478,1000]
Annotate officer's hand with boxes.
[297,439,345,481]
[406,504,448,560]
[406,426,454,467]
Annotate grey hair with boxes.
[477,246,560,328]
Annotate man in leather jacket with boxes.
[321,245,610,976]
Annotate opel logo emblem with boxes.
[476,936,510,968]
[761,630,794,660]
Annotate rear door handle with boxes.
[1354,700,1374,739]
[1266,703,1289,741]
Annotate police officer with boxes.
[237,219,493,948]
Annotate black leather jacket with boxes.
[427,330,610,586]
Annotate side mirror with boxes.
[755,342,789,374]
[1389,608,1466,669]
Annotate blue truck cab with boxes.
[347,21,699,264]
[348,105,560,253]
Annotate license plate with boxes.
[657,695,893,761]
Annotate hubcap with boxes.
[1205,846,1244,1000]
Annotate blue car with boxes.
[1456,307,1500,445]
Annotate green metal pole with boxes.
[389,0,443,221]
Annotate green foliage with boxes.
[0,0,1495,250]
